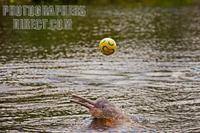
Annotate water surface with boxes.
[0,6,200,133]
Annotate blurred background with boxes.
[1,0,199,6]
[0,0,199,62]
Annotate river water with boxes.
[0,6,200,133]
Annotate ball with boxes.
[99,38,117,55]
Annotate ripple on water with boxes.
[0,6,200,133]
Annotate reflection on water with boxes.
[0,6,200,133]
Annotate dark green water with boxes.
[0,5,200,133]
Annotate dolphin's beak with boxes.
[70,94,95,109]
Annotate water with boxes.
[0,6,200,133]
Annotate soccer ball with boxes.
[99,38,117,55]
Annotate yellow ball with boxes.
[99,38,117,55]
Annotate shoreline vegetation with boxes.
[0,0,199,8]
